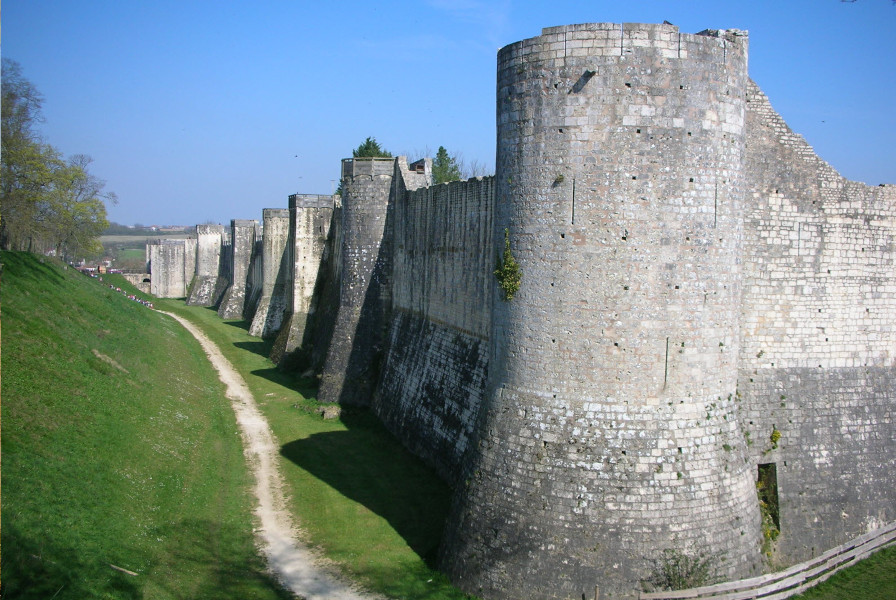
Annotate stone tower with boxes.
[318,158,396,405]
[441,23,762,598]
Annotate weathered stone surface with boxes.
[269,194,337,367]
[250,209,291,338]
[218,219,258,319]
[441,24,760,599]
[187,224,227,307]
[317,159,397,406]
[148,239,188,298]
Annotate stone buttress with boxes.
[250,208,291,338]
[187,224,228,307]
[270,194,336,367]
[218,219,258,319]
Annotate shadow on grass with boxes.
[235,338,275,358]
[279,408,452,568]
[0,520,295,600]
[249,364,319,398]
[1,523,139,600]
[144,519,295,600]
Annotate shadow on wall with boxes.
[278,408,452,567]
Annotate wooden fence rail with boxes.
[640,521,896,600]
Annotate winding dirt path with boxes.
[160,311,376,600]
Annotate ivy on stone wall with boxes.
[494,228,521,301]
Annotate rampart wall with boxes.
[738,81,896,561]
[373,175,495,482]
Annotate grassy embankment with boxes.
[1,251,292,599]
[152,299,474,600]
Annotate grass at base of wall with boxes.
[1,252,292,599]
[154,299,476,600]
[793,544,896,600]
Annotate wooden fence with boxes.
[640,521,896,600]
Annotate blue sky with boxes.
[4,0,894,226]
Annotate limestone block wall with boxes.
[148,239,187,298]
[441,23,761,599]
[250,209,291,338]
[738,80,896,561]
[318,158,397,405]
[373,174,494,483]
[246,221,264,317]
[187,224,227,306]
[270,195,337,366]
[218,219,258,319]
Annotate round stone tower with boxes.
[441,23,762,598]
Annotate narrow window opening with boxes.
[689,177,694,183]
[758,463,781,534]
[636,128,641,133]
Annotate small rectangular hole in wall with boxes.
[636,128,641,133]
[689,177,694,183]
[625,82,632,88]
[758,463,780,531]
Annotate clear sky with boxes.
[4,0,894,226]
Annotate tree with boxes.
[1,59,113,258]
[432,146,462,184]
[352,136,392,158]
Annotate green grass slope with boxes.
[1,251,292,599]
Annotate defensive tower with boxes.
[441,23,761,598]
[250,208,291,338]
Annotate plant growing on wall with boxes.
[646,547,723,591]
[494,228,521,301]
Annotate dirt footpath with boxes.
[160,311,378,600]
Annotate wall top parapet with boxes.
[289,194,337,209]
[196,223,225,235]
[342,157,396,179]
[499,21,748,64]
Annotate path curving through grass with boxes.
[159,311,379,600]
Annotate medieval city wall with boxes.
[373,175,495,483]
[738,80,896,561]
[143,20,895,600]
